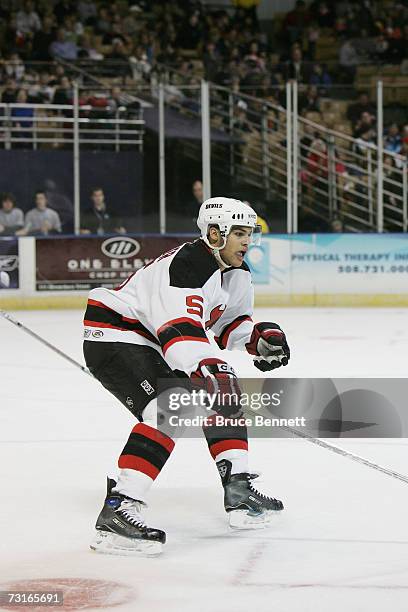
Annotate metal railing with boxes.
[0,101,144,150]
[297,116,407,232]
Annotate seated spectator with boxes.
[31,16,55,61]
[0,193,24,235]
[16,0,41,35]
[339,39,359,83]
[16,191,61,236]
[80,188,126,235]
[353,111,376,138]
[309,63,332,95]
[283,1,311,46]
[330,218,344,233]
[177,12,203,51]
[383,155,404,231]
[394,137,408,169]
[52,76,72,110]
[284,46,309,82]
[384,123,401,154]
[78,33,104,60]
[312,2,335,28]
[299,85,321,114]
[4,53,25,83]
[352,129,376,156]
[78,0,97,26]
[347,92,376,124]
[30,71,55,103]
[54,0,76,25]
[49,28,78,60]
[11,89,34,141]
[1,78,17,103]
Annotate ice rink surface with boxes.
[1,308,408,612]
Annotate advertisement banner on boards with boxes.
[249,233,408,293]
[35,235,195,291]
[0,238,19,289]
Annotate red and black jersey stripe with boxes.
[118,423,175,480]
[157,317,210,355]
[215,315,252,349]
[84,299,159,345]
[202,417,248,459]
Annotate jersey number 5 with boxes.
[186,295,204,318]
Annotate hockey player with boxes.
[83,197,290,556]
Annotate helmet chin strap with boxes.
[203,235,231,269]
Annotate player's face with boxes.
[220,226,252,267]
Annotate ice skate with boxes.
[90,479,165,556]
[217,460,284,529]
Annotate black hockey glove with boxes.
[191,358,242,417]
[246,322,290,372]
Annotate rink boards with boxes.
[1,233,408,309]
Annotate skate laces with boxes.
[248,476,277,502]
[117,499,146,528]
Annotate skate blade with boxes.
[90,530,163,557]
[228,509,280,530]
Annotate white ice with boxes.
[1,308,408,612]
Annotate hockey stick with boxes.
[282,424,408,485]
[2,308,408,485]
[0,309,92,377]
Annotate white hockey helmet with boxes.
[197,197,262,249]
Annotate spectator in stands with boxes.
[309,63,332,95]
[16,190,61,236]
[353,129,376,156]
[384,123,402,154]
[299,85,321,114]
[191,179,204,212]
[312,1,335,28]
[53,76,72,107]
[383,155,403,231]
[339,39,359,83]
[394,138,408,169]
[353,111,376,139]
[78,0,97,26]
[347,92,376,124]
[306,22,319,61]
[31,15,55,61]
[54,0,76,26]
[16,1,41,36]
[284,46,309,82]
[95,6,112,35]
[203,41,221,82]
[49,28,78,60]
[11,88,33,142]
[283,1,311,46]
[78,33,104,60]
[80,187,126,235]
[330,218,344,233]
[0,193,24,236]
[177,12,203,51]
[4,53,25,82]
[1,78,17,103]
[232,100,254,134]
[31,71,55,103]
[300,122,318,160]
[62,14,84,44]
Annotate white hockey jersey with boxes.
[83,239,255,375]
